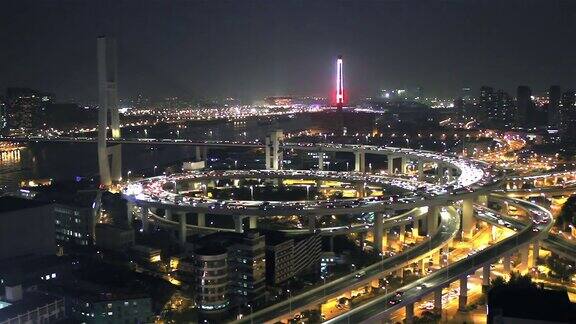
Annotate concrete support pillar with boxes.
[461,198,474,240]
[179,213,187,245]
[400,157,408,174]
[266,130,283,170]
[328,236,334,252]
[434,289,443,312]
[354,150,366,172]
[437,164,445,184]
[140,206,149,232]
[405,303,414,324]
[434,250,442,266]
[418,259,425,274]
[399,225,406,243]
[458,275,468,311]
[265,136,272,169]
[427,206,439,235]
[195,146,208,162]
[503,254,511,273]
[197,213,205,227]
[234,215,244,233]
[412,220,419,237]
[318,152,324,170]
[482,264,491,291]
[442,245,449,266]
[417,160,424,180]
[396,267,404,278]
[446,167,453,182]
[359,232,367,249]
[477,194,488,206]
[249,216,258,229]
[520,245,529,269]
[356,183,366,198]
[387,155,395,174]
[165,209,173,221]
[374,213,384,252]
[126,201,134,227]
[532,241,539,267]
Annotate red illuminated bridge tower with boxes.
[335,55,344,111]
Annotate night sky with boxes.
[2,0,576,103]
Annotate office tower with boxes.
[494,90,514,125]
[478,86,495,122]
[548,86,561,128]
[516,86,533,127]
[4,88,52,135]
[454,97,465,122]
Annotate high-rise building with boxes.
[4,88,53,134]
[196,231,266,307]
[493,90,514,125]
[263,231,322,286]
[547,86,561,128]
[478,86,495,122]
[0,97,6,131]
[516,86,534,127]
[561,90,576,143]
[193,246,229,314]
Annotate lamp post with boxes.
[287,289,292,314]
[153,165,157,175]
[247,304,253,324]
[127,170,132,180]
[250,186,254,200]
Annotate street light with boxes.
[247,304,253,324]
[127,170,132,180]
[154,165,157,175]
[287,289,292,314]
[250,185,254,200]
[306,185,310,200]
[346,162,349,171]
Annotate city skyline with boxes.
[2,1,576,102]
[1,2,576,324]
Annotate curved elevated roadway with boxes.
[234,207,460,324]
[324,195,552,323]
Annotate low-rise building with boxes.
[0,197,56,261]
[95,223,134,251]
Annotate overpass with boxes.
[233,207,460,324]
[324,195,552,324]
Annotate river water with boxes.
[0,114,317,191]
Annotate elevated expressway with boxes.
[480,194,576,261]
[5,135,508,322]
[324,193,553,324]
[234,207,460,324]
[117,140,502,323]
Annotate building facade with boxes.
[193,246,229,313]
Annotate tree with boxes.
[557,195,576,231]
[546,254,576,281]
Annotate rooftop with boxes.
[0,292,62,320]
[0,196,50,213]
